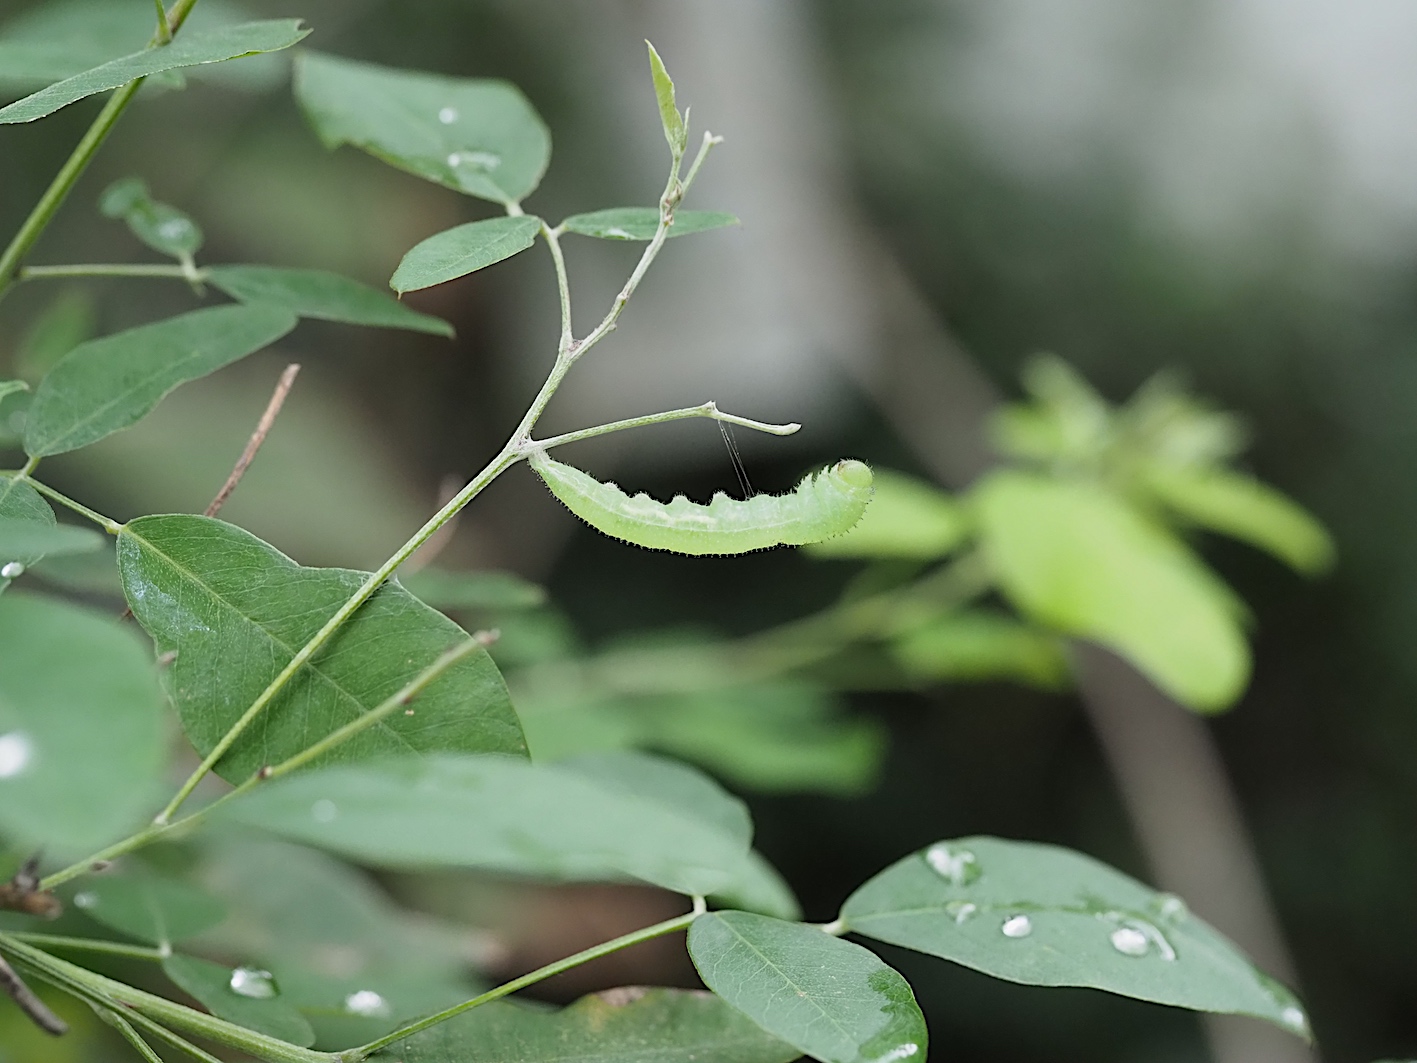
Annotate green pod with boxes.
[529,451,874,556]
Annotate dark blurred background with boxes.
[3,2,1414,1061]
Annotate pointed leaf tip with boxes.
[646,41,687,156]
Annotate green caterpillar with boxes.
[529,450,874,556]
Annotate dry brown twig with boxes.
[205,362,301,518]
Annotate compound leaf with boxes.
[0,592,165,852]
[227,752,752,898]
[972,470,1248,712]
[561,208,738,241]
[375,987,801,1063]
[162,954,316,1047]
[117,515,525,783]
[0,19,310,124]
[390,216,541,294]
[23,304,298,457]
[295,51,551,206]
[207,265,454,337]
[688,910,926,1063]
[841,836,1310,1039]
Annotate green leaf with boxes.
[117,514,525,782]
[27,543,123,597]
[807,469,969,560]
[688,911,927,1063]
[840,836,1311,1039]
[399,567,547,612]
[374,987,801,1063]
[23,304,298,457]
[100,176,203,259]
[0,518,104,562]
[193,834,482,1048]
[14,290,95,381]
[0,381,27,401]
[890,610,1070,690]
[389,216,542,294]
[227,752,752,898]
[0,591,165,852]
[0,19,311,124]
[207,265,454,337]
[646,41,687,155]
[561,208,738,241]
[70,874,226,946]
[295,51,551,206]
[972,470,1249,712]
[1142,466,1335,575]
[162,954,316,1047]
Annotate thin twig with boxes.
[205,363,301,518]
[404,474,464,574]
[0,952,67,1036]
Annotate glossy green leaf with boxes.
[295,51,551,205]
[1143,466,1335,575]
[688,910,927,1063]
[376,987,801,1063]
[390,216,542,294]
[840,836,1310,1039]
[646,41,686,155]
[162,954,316,1047]
[14,290,95,380]
[0,476,56,587]
[807,469,969,560]
[100,176,203,258]
[71,874,226,946]
[0,591,164,852]
[972,470,1248,712]
[0,19,310,124]
[561,208,739,241]
[207,265,454,337]
[400,567,546,612]
[0,518,104,561]
[23,304,298,457]
[117,514,525,782]
[193,834,482,1049]
[890,611,1069,690]
[227,752,752,898]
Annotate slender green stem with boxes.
[19,263,200,281]
[124,1010,228,1063]
[0,0,205,299]
[9,934,167,962]
[540,222,574,353]
[153,0,173,43]
[531,402,800,453]
[22,477,123,534]
[344,912,698,1061]
[0,934,332,1063]
[100,1008,169,1063]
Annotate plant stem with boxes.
[531,402,800,452]
[19,263,200,281]
[0,934,333,1063]
[344,912,698,1061]
[540,221,574,353]
[22,477,124,534]
[9,934,166,962]
[100,1008,169,1063]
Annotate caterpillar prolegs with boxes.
[528,450,874,556]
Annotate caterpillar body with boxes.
[529,451,874,556]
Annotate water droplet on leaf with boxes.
[1155,893,1188,922]
[344,989,391,1018]
[1280,1005,1307,1032]
[1,561,25,579]
[1110,926,1150,957]
[944,900,977,925]
[924,844,981,886]
[438,106,458,124]
[73,891,97,909]
[229,967,278,999]
[1001,914,1032,938]
[0,732,34,778]
[871,1044,920,1063]
[311,799,338,824]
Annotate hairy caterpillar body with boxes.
[529,451,875,555]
